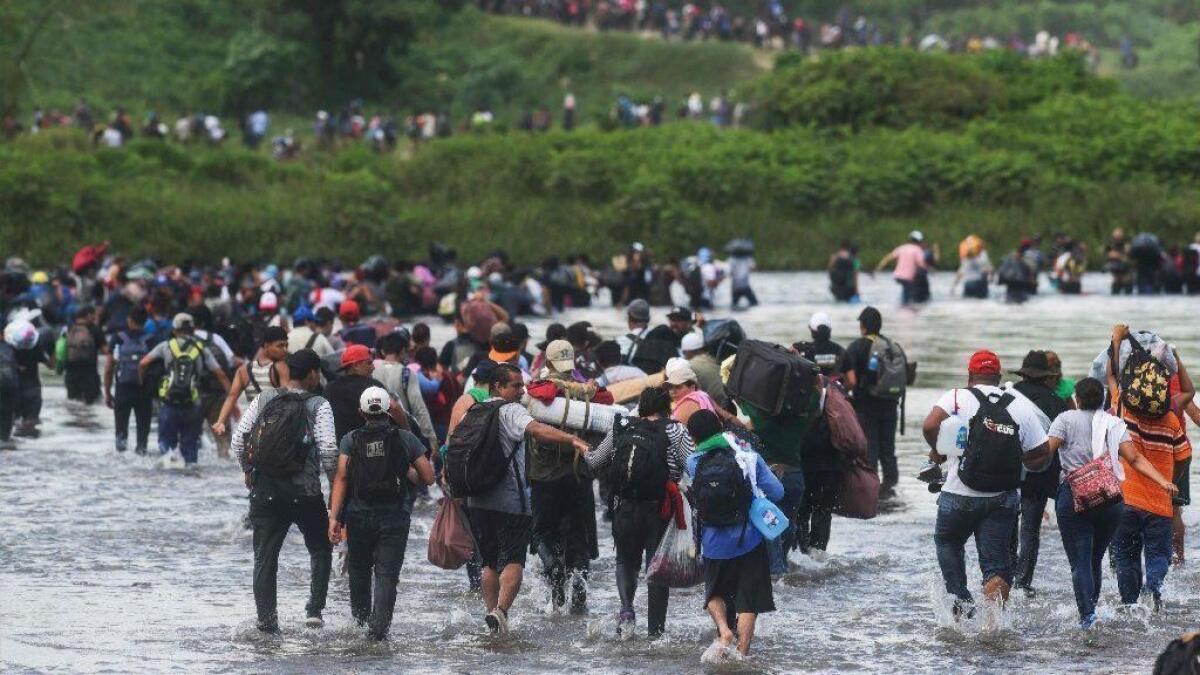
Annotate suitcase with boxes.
[725,339,816,417]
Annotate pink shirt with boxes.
[671,390,718,422]
[891,243,926,282]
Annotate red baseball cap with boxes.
[339,299,361,320]
[341,344,371,369]
[968,350,1001,375]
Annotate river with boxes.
[2,271,1197,674]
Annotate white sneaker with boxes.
[485,608,509,636]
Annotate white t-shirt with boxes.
[934,385,1050,498]
[603,364,647,385]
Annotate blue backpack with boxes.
[115,332,151,386]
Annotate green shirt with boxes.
[1055,377,1076,400]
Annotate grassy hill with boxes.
[5,3,763,124]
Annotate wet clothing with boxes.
[468,508,532,570]
[686,442,784,560]
[844,333,903,486]
[703,542,775,615]
[249,494,331,628]
[466,399,533,515]
[63,323,105,404]
[372,362,437,451]
[935,490,1020,603]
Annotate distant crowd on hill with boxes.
[479,0,1126,68]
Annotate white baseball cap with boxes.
[808,312,832,331]
[680,332,705,352]
[665,358,698,386]
[359,386,390,415]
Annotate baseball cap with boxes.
[545,339,575,373]
[968,350,1002,376]
[258,292,278,311]
[808,312,832,331]
[172,312,194,330]
[666,306,693,322]
[626,299,651,323]
[665,358,698,386]
[292,305,315,325]
[339,299,361,320]
[261,325,287,346]
[341,343,372,369]
[680,332,705,352]
[359,386,390,415]
[285,348,321,379]
[489,331,520,363]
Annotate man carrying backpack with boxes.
[686,409,783,660]
[104,306,154,454]
[844,307,907,498]
[328,386,434,641]
[921,350,1052,618]
[583,387,695,637]
[232,349,337,633]
[446,363,589,636]
[139,313,231,465]
[63,305,106,404]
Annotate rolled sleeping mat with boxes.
[525,396,631,434]
[607,371,666,404]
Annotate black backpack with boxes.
[1119,335,1171,418]
[444,400,519,500]
[958,388,1024,492]
[349,423,406,504]
[610,416,670,501]
[246,391,314,477]
[220,315,257,360]
[692,445,752,528]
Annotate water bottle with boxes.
[868,353,880,372]
[955,425,969,452]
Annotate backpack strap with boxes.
[246,362,262,393]
[305,332,319,350]
[997,392,1016,409]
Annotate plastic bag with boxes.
[646,504,704,588]
[427,497,475,570]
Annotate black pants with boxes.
[855,400,898,488]
[612,499,669,635]
[1011,490,1050,589]
[531,475,596,602]
[249,494,332,626]
[796,469,840,551]
[113,383,153,450]
[346,507,411,639]
[731,286,758,308]
[16,376,41,421]
[0,382,15,440]
[65,363,101,404]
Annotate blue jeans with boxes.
[897,279,915,305]
[934,490,1019,602]
[766,468,806,574]
[159,403,202,463]
[1112,505,1173,604]
[1055,482,1123,623]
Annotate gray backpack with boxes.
[866,335,908,400]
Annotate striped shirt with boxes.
[585,417,694,482]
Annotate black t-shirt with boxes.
[15,346,48,382]
[323,373,387,442]
[796,338,846,377]
[644,324,681,349]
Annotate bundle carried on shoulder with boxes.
[724,339,816,418]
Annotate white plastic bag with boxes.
[646,504,704,588]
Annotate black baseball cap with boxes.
[667,306,693,322]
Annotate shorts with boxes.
[1175,456,1191,507]
[468,507,532,571]
[703,542,775,615]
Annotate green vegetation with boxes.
[4,51,1199,269]
[3,4,1200,269]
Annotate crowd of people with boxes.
[1,237,1197,665]
[830,228,1200,306]
[479,0,1114,66]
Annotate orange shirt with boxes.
[1119,407,1190,517]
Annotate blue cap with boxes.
[292,305,315,324]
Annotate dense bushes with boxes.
[740,49,1115,130]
